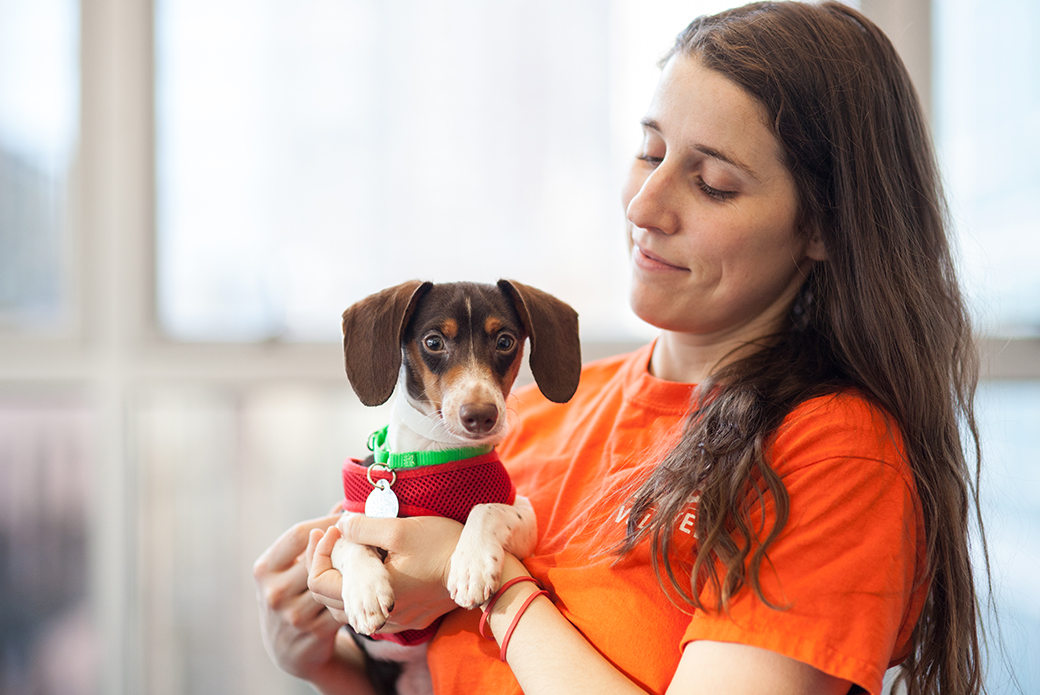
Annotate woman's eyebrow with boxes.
[640,117,760,182]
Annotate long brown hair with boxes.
[620,3,986,694]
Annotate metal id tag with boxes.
[364,480,400,518]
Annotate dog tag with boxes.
[365,480,399,519]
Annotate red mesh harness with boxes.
[341,449,516,645]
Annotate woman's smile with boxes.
[631,242,688,272]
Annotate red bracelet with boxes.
[499,589,549,662]
[479,576,541,639]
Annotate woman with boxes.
[253,3,985,694]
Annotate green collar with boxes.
[367,425,493,469]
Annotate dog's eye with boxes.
[496,333,516,351]
[423,335,445,352]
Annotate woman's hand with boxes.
[254,512,343,679]
[308,514,465,634]
[253,509,375,694]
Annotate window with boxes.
[934,0,1040,689]
[152,0,741,343]
[0,0,78,333]
[935,0,1040,335]
[154,0,632,342]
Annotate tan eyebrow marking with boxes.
[485,317,504,335]
[440,319,458,339]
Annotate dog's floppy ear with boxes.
[342,280,432,406]
[498,279,581,403]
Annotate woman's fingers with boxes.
[303,527,323,573]
[283,582,335,629]
[253,512,351,681]
[256,518,338,616]
[337,514,401,550]
[315,524,342,557]
[325,605,350,625]
[308,567,346,610]
[255,514,341,575]
[308,527,346,610]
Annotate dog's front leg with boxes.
[447,496,537,608]
[331,513,396,635]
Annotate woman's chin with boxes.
[629,286,689,333]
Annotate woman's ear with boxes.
[805,226,828,261]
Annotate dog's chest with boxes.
[340,450,516,524]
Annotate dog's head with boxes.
[341,280,581,439]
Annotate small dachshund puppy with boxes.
[329,279,581,695]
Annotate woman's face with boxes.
[622,55,825,342]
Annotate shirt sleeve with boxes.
[682,397,927,695]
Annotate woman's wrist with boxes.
[476,556,645,694]
[480,555,551,655]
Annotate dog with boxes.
[329,279,581,695]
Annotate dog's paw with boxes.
[447,543,501,609]
[341,574,395,636]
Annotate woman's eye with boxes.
[698,178,736,202]
[423,335,445,352]
[496,334,516,351]
[636,153,663,166]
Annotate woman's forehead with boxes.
[646,55,784,175]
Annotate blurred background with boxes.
[0,0,1037,693]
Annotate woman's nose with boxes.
[624,165,679,235]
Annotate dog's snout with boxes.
[460,403,499,434]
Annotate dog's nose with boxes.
[460,403,499,434]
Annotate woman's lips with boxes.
[632,244,687,271]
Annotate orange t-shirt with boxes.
[427,343,927,695]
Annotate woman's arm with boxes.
[313,519,852,695]
[476,554,647,695]
[669,642,851,695]
[483,555,853,695]
[252,512,377,695]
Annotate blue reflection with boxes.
[0,0,79,331]
[976,381,1040,693]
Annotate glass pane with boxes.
[974,381,1040,693]
[0,399,100,694]
[0,0,79,332]
[935,0,1040,336]
[133,385,384,695]
[154,0,747,343]
[155,0,621,341]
